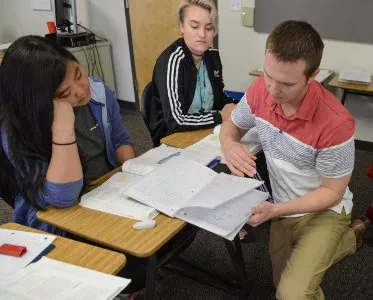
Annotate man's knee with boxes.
[276,277,322,300]
[276,277,302,300]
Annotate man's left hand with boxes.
[247,201,277,227]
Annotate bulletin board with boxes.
[254,0,373,44]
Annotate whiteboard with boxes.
[254,0,373,44]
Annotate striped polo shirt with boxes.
[232,76,355,217]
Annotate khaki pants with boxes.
[270,209,356,300]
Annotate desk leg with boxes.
[224,237,249,297]
[341,89,348,106]
[145,254,157,300]
[234,235,247,279]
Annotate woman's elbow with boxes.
[43,178,83,208]
[166,118,183,132]
[54,192,81,207]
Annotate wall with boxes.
[0,0,135,103]
[218,0,373,92]
[0,0,53,42]
[218,0,373,142]
[86,0,135,103]
[0,0,372,125]
[0,0,88,43]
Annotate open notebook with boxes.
[80,145,217,220]
[80,172,158,220]
[123,158,269,240]
[121,144,217,176]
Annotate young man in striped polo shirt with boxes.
[220,20,366,299]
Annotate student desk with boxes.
[328,73,373,105]
[248,67,264,77]
[37,205,185,257]
[36,172,187,300]
[160,128,213,148]
[37,130,249,299]
[0,222,126,275]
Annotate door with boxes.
[127,0,181,109]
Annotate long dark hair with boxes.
[0,35,77,209]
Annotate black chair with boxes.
[141,82,153,133]
[141,81,163,147]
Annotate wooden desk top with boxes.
[1,222,126,275]
[249,68,263,77]
[37,207,185,257]
[328,73,373,93]
[160,128,213,148]
[37,163,186,258]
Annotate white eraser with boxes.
[132,220,157,230]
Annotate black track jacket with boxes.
[148,38,234,146]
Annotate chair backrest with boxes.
[141,82,153,131]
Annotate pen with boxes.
[207,158,221,169]
[157,152,181,164]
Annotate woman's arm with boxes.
[104,86,136,165]
[207,48,236,108]
[37,100,84,208]
[46,100,83,184]
[115,145,136,165]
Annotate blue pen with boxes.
[207,158,221,169]
[157,152,181,164]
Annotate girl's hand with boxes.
[52,100,75,142]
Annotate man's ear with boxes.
[307,69,319,84]
[179,22,184,35]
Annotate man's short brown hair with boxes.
[265,20,324,79]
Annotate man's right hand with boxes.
[222,140,257,177]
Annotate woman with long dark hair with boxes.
[0,35,135,235]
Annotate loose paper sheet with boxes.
[0,229,55,279]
